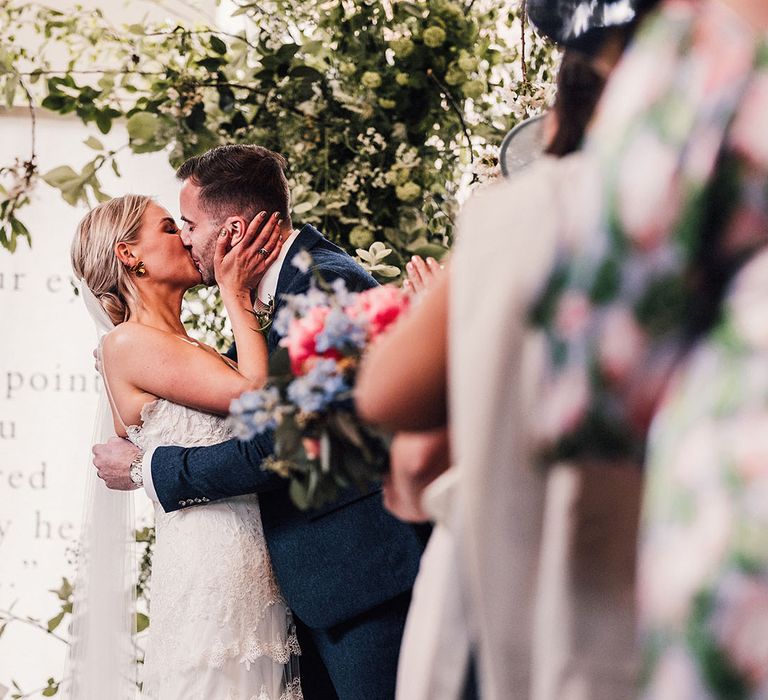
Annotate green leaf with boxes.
[92,184,111,203]
[217,85,235,113]
[51,577,73,601]
[289,478,310,510]
[409,242,448,260]
[136,612,150,632]
[47,611,65,632]
[289,66,323,82]
[4,74,19,108]
[210,35,227,55]
[127,112,160,142]
[184,102,206,130]
[84,136,104,150]
[10,217,30,246]
[198,56,223,72]
[41,165,78,188]
[95,111,113,134]
[41,94,68,112]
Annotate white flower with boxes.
[355,241,401,278]
[291,249,313,273]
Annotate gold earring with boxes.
[128,261,146,277]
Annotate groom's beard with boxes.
[189,243,217,286]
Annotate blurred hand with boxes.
[215,211,285,294]
[93,346,102,375]
[92,437,140,491]
[383,428,450,522]
[403,255,444,297]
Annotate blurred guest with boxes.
[357,27,642,699]
[581,0,768,696]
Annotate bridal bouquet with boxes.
[229,252,409,510]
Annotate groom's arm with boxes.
[150,253,377,513]
[148,431,285,513]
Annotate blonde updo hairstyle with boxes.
[71,194,152,326]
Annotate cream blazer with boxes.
[450,153,641,700]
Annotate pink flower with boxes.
[303,437,321,460]
[537,367,589,443]
[598,306,647,384]
[346,285,409,340]
[694,2,754,96]
[730,73,768,170]
[712,571,768,687]
[554,292,591,340]
[616,130,681,251]
[281,305,336,374]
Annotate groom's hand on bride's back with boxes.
[92,437,141,491]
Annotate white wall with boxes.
[0,108,184,695]
[1,0,227,690]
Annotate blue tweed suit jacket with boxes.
[150,225,425,630]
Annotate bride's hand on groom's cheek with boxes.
[215,211,285,293]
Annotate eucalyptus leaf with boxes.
[136,612,150,632]
[47,611,65,632]
[41,165,78,188]
[4,74,18,107]
[126,112,160,142]
[83,136,104,151]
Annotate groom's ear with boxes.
[222,216,248,246]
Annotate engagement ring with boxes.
[258,248,270,257]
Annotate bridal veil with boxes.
[63,281,138,699]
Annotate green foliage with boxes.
[0,0,557,265]
[0,530,155,698]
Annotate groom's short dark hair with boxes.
[176,144,291,224]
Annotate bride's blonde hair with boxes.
[71,194,152,326]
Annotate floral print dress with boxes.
[527,0,768,695]
[530,0,768,463]
[640,250,768,699]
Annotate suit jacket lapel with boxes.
[275,224,323,297]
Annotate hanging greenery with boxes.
[0,0,556,265]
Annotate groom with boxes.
[92,144,427,699]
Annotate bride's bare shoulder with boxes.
[102,323,176,358]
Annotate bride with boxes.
[70,193,301,699]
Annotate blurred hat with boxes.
[527,0,652,53]
[499,114,548,177]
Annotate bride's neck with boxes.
[128,285,188,335]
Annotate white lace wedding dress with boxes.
[127,398,302,700]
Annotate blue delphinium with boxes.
[230,386,282,438]
[286,359,349,414]
[330,277,358,307]
[315,307,367,353]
